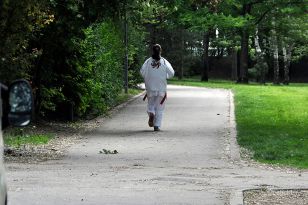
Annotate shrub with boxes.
[78,21,124,116]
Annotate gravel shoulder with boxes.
[244,189,308,205]
[4,91,144,163]
[4,121,91,163]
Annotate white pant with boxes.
[147,95,165,127]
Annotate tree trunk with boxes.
[239,28,249,83]
[282,43,293,85]
[149,24,156,54]
[178,29,184,80]
[151,25,156,45]
[254,29,267,84]
[33,52,44,119]
[272,37,279,84]
[201,31,210,82]
[124,3,128,93]
[231,48,238,81]
[271,28,280,84]
[238,4,251,83]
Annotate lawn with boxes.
[169,78,308,169]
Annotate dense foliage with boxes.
[79,21,124,115]
[0,0,146,118]
[1,0,307,119]
[0,0,50,82]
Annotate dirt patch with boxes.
[4,118,105,163]
[244,189,308,205]
[4,92,144,164]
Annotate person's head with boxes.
[152,44,162,60]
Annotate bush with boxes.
[127,23,147,88]
[38,19,146,118]
[78,21,124,116]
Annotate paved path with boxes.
[6,85,308,205]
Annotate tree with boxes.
[0,0,51,82]
[180,0,221,81]
[1,0,148,118]
[251,0,308,84]
[276,8,308,84]
[218,0,308,83]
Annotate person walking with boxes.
[140,44,175,131]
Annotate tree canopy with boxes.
[0,0,307,119]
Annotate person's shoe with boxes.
[148,113,154,127]
[154,126,160,131]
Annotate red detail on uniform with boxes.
[143,93,167,104]
[160,93,167,105]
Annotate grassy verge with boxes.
[4,89,143,148]
[116,88,144,105]
[4,129,53,148]
[169,78,308,169]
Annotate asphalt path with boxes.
[6,85,308,205]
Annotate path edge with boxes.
[229,90,244,205]
[228,90,241,162]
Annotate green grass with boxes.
[4,133,53,148]
[169,78,308,169]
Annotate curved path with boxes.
[6,85,307,205]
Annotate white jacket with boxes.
[140,57,175,95]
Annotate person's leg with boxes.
[147,96,156,127]
[154,96,165,130]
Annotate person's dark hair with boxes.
[152,44,162,61]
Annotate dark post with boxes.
[0,85,2,131]
[201,31,210,82]
[68,101,74,121]
[231,48,238,81]
[124,0,129,94]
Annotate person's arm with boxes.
[140,59,149,78]
[164,59,175,79]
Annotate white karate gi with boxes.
[140,57,175,127]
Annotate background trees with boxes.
[178,0,308,83]
[0,0,307,119]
